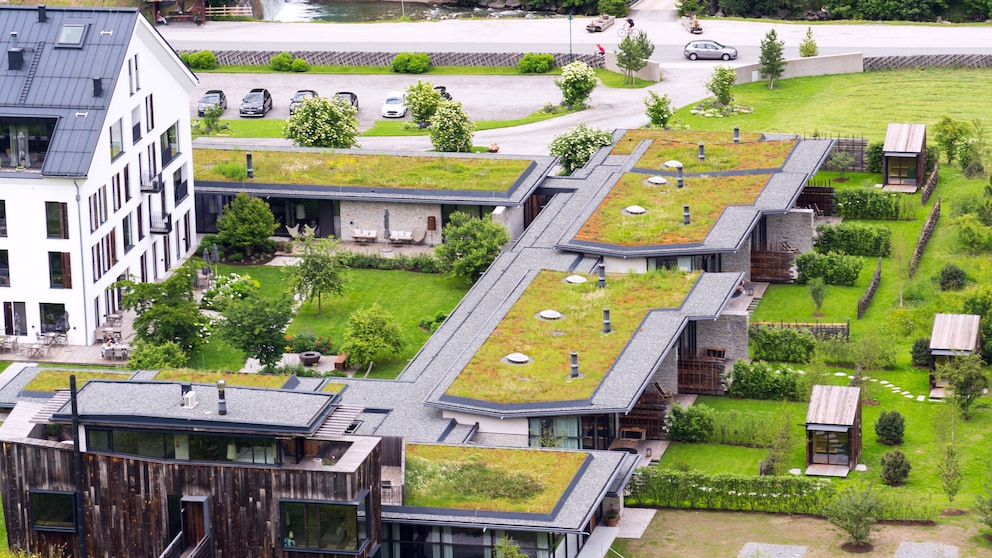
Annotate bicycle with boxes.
[617,25,630,38]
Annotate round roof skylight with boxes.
[539,309,562,320]
[565,275,587,284]
[505,352,530,364]
[647,176,667,185]
[624,205,647,215]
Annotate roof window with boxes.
[56,24,86,47]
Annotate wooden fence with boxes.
[857,257,883,320]
[920,161,939,206]
[909,197,940,278]
[203,5,253,18]
[797,185,836,216]
[752,319,850,341]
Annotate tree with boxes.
[216,292,294,370]
[554,61,598,108]
[808,277,827,314]
[937,445,963,505]
[549,123,613,176]
[644,91,674,129]
[831,151,855,180]
[117,264,210,356]
[933,115,970,164]
[405,79,444,124]
[758,28,785,89]
[340,303,405,370]
[434,211,510,282]
[824,484,879,548]
[126,339,187,370]
[285,234,348,316]
[938,352,989,419]
[874,409,905,445]
[429,100,474,152]
[216,192,278,257]
[283,95,359,148]
[880,449,911,486]
[615,30,654,85]
[977,465,992,529]
[799,26,819,57]
[705,65,737,106]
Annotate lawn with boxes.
[362,105,582,136]
[23,370,134,392]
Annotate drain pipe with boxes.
[73,178,90,344]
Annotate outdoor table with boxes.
[27,344,49,359]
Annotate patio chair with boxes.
[411,230,426,244]
[287,223,301,239]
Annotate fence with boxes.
[815,136,867,173]
[751,319,850,341]
[797,185,836,216]
[857,257,882,320]
[920,160,939,206]
[909,197,941,278]
[203,5,253,18]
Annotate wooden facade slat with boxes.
[929,313,981,353]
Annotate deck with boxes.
[805,464,850,477]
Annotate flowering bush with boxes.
[283,96,359,148]
[705,65,736,106]
[554,61,598,108]
[286,332,335,354]
[644,91,673,128]
[405,80,444,124]
[201,273,260,311]
[429,100,474,153]
[549,123,613,176]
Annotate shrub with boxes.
[597,0,628,16]
[270,51,293,72]
[794,251,864,287]
[518,53,555,74]
[675,0,706,16]
[911,337,931,367]
[183,50,217,70]
[549,124,613,176]
[666,404,715,443]
[405,80,444,124]
[726,360,807,401]
[880,450,911,486]
[553,61,598,108]
[705,65,736,106]
[418,311,449,333]
[289,332,318,353]
[955,213,992,253]
[200,272,260,311]
[814,221,891,257]
[391,52,430,74]
[749,326,817,363]
[283,96,360,148]
[291,58,310,72]
[644,91,674,129]
[429,100,474,153]
[938,263,967,291]
[874,410,905,445]
[824,485,879,547]
[835,188,909,220]
[865,141,884,172]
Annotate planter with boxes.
[605,517,619,527]
[299,351,321,367]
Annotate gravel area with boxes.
[738,543,807,558]
[895,542,958,558]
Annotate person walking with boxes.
[596,44,605,56]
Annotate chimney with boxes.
[7,47,23,71]
[733,127,740,144]
[569,351,579,378]
[217,380,228,416]
[38,5,48,22]
[597,262,606,289]
[246,152,254,179]
[92,77,103,97]
[698,142,705,160]
[683,205,691,225]
[10,32,16,46]
[677,166,684,188]
[603,308,611,334]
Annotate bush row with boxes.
[726,360,808,401]
[749,326,817,363]
[814,221,891,257]
[795,251,864,286]
[180,50,218,70]
[270,52,310,72]
[338,251,444,273]
[836,188,914,220]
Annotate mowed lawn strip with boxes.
[23,370,133,392]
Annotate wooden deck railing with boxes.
[203,5,253,18]
[677,358,725,395]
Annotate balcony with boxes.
[150,212,172,235]
[141,173,164,194]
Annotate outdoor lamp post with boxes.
[568,15,573,62]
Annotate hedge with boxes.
[749,326,816,363]
[725,360,807,401]
[836,187,912,220]
[814,221,891,257]
[795,251,864,286]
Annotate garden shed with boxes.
[805,384,861,477]
[881,123,926,192]
[929,313,982,394]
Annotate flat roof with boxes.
[806,385,860,427]
[930,313,981,352]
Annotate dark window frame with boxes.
[30,490,76,532]
[280,493,370,553]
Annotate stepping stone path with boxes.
[894,542,958,558]
[833,372,848,377]
[739,543,807,558]
[880,380,891,385]
[917,395,926,401]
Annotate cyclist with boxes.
[625,18,635,31]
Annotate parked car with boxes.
[334,91,359,110]
[433,86,452,100]
[289,90,319,115]
[381,91,407,118]
[196,90,227,117]
[239,88,273,117]
[683,39,738,61]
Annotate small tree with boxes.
[758,28,786,89]
[126,339,187,370]
[933,115,970,164]
[644,91,673,129]
[938,263,967,291]
[977,467,992,529]
[874,409,905,445]
[665,404,715,443]
[705,65,737,106]
[615,30,654,85]
[285,235,348,316]
[429,100,474,153]
[434,211,509,282]
[938,352,989,419]
[554,61,598,108]
[824,484,879,548]
[831,151,856,180]
[405,80,444,124]
[340,303,406,371]
[880,449,912,486]
[761,413,796,476]
[549,123,613,176]
[216,292,294,371]
[799,26,819,57]
[216,192,278,258]
[118,264,210,356]
[283,96,359,148]
[808,277,827,314]
[937,445,963,505]
[911,337,931,367]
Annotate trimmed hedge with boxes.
[518,53,555,74]
[836,187,912,220]
[180,50,217,70]
[749,326,816,363]
[795,251,864,286]
[391,52,431,74]
[338,251,443,273]
[725,360,807,401]
[814,221,891,257]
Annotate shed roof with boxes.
[930,313,981,353]
[882,123,926,155]
[806,385,860,427]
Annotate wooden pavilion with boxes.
[881,123,926,193]
[929,313,982,395]
[805,385,861,477]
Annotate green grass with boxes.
[594,68,656,88]
[658,442,771,475]
[361,105,582,137]
[23,370,133,392]
[191,118,286,140]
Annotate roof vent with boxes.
[182,390,198,409]
[92,77,103,97]
[569,351,579,378]
[683,205,691,225]
[217,380,228,416]
[38,5,48,22]
[9,31,16,46]
[7,47,23,71]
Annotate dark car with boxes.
[683,39,738,61]
[334,91,359,110]
[197,90,227,117]
[239,88,273,117]
[289,90,319,115]
[433,85,452,100]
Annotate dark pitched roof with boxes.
[0,6,138,177]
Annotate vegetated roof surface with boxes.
[575,172,771,245]
[611,130,797,172]
[444,269,699,404]
[404,444,587,514]
[153,369,290,389]
[24,370,133,392]
[192,149,533,191]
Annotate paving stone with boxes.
[739,542,806,558]
[894,542,958,558]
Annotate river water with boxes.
[256,0,551,22]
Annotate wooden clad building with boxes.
[805,385,861,477]
[929,313,982,389]
[882,123,927,191]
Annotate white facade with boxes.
[0,15,198,345]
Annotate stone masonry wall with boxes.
[864,54,992,71]
[695,312,749,363]
[649,347,679,395]
[491,205,525,241]
[766,209,815,253]
[722,238,751,280]
[340,200,441,245]
[472,432,529,448]
[192,50,604,69]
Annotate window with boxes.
[122,215,133,252]
[131,106,142,144]
[281,497,369,552]
[133,54,140,92]
[40,303,68,333]
[113,172,123,211]
[128,58,135,95]
[48,252,71,289]
[0,200,6,236]
[528,417,580,449]
[45,201,68,239]
[56,24,86,47]
[30,491,75,531]
[2,117,57,169]
[887,156,918,186]
[0,250,8,287]
[811,430,850,466]
[160,122,179,166]
[110,118,124,160]
[174,167,188,203]
[144,94,155,132]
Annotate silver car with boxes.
[683,40,738,61]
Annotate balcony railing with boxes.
[150,212,172,235]
[141,172,163,194]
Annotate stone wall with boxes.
[650,347,679,394]
[722,238,751,279]
[695,312,749,363]
[192,50,604,69]
[491,205,525,241]
[766,209,815,253]
[340,200,441,245]
[734,52,864,85]
[472,432,529,447]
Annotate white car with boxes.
[381,91,407,118]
